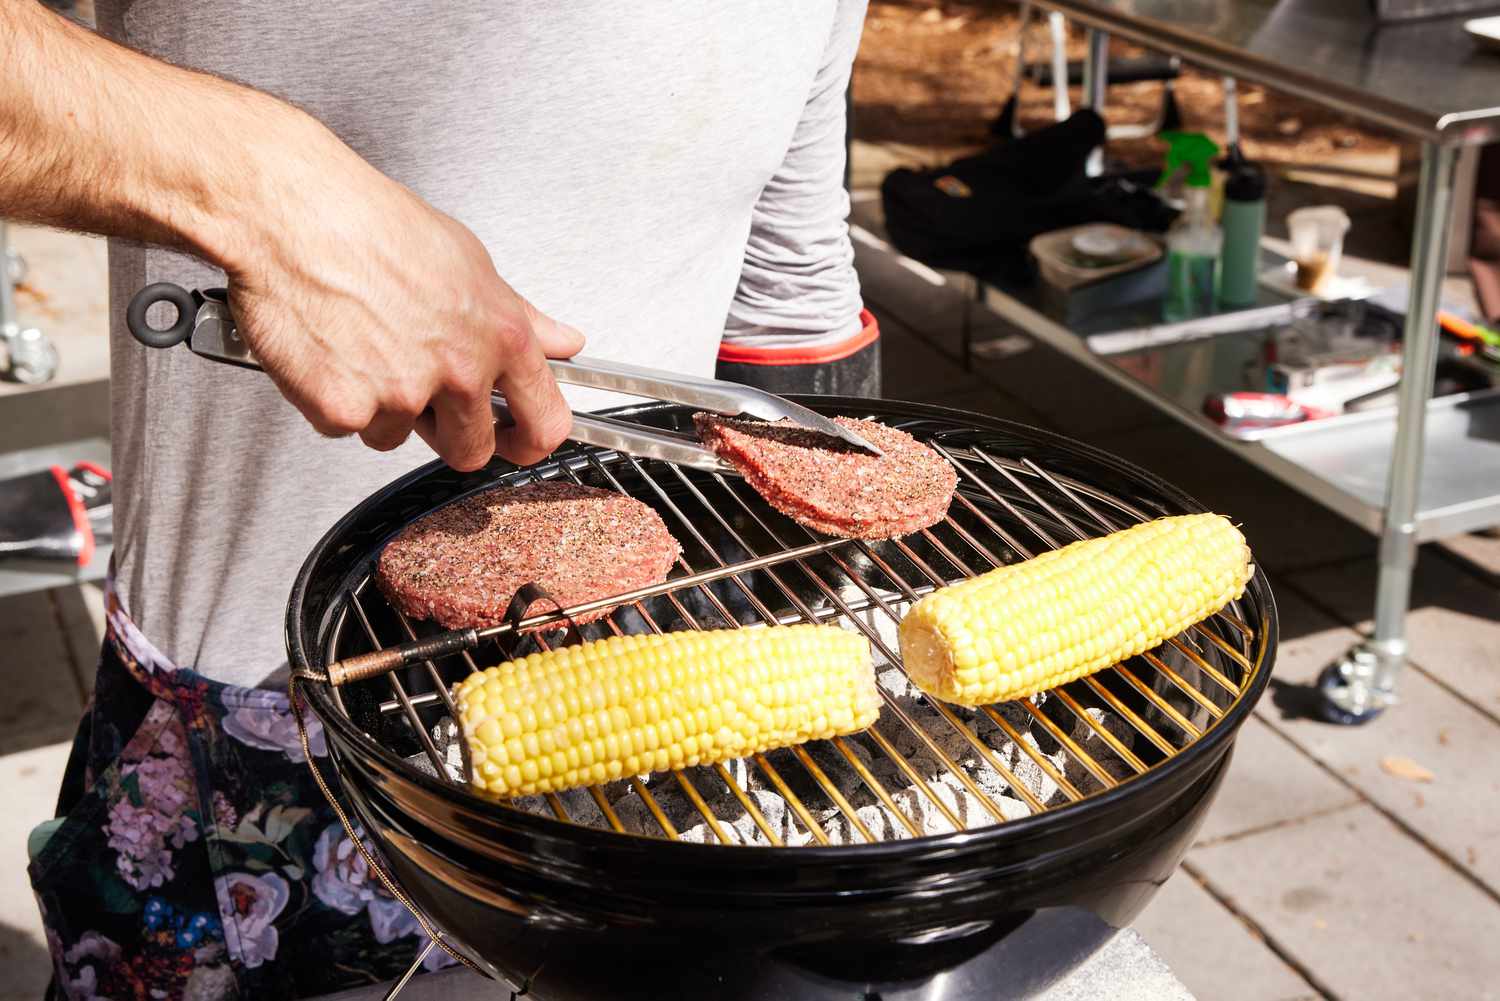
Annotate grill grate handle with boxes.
[327,628,479,686]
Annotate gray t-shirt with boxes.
[98,1,866,693]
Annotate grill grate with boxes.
[322,418,1263,847]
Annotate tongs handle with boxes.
[126,282,201,349]
[124,283,734,472]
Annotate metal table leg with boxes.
[1047,11,1071,123]
[1316,142,1460,725]
[1082,28,1109,177]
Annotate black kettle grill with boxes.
[287,399,1276,1000]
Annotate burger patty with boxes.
[694,414,958,539]
[376,481,680,630]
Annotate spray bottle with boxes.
[1158,132,1222,322]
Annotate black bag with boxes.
[880,110,1173,282]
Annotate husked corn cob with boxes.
[455,624,878,799]
[898,513,1252,706]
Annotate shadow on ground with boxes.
[0,919,53,1001]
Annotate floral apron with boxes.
[28,579,454,1000]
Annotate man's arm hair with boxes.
[0,1,316,268]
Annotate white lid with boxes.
[1287,205,1351,235]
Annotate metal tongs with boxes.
[125,284,881,470]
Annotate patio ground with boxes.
[1,195,1497,999]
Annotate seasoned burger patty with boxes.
[695,414,958,539]
[376,481,680,629]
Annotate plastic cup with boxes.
[1286,206,1351,295]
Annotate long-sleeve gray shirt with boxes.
[97,0,867,693]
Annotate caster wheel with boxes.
[3,327,59,384]
[1314,663,1386,726]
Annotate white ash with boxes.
[402,595,1142,844]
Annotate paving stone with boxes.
[1189,805,1500,1001]
[51,582,105,702]
[2,227,108,391]
[0,591,88,755]
[1038,929,1194,1001]
[1193,715,1361,846]
[0,741,71,1001]
[1437,530,1500,583]
[1088,422,1376,572]
[1254,594,1500,894]
[1133,867,1318,1001]
[1256,586,1366,696]
[1287,550,1500,711]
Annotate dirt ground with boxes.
[852,1,1408,182]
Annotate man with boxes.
[3,2,874,998]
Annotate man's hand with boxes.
[224,134,583,469]
[0,2,580,470]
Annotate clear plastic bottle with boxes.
[1160,133,1222,322]
[1164,186,1223,322]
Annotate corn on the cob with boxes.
[898,513,1252,706]
[455,624,878,799]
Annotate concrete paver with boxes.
[1189,804,1500,1001]
[1438,530,1500,582]
[1193,714,1361,847]
[1258,590,1500,895]
[3,226,108,394]
[1133,867,1319,1001]
[0,590,88,756]
[52,581,106,701]
[0,740,71,1001]
[1256,586,1367,700]
[1288,552,1500,714]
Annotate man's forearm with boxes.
[0,1,319,268]
[0,1,583,472]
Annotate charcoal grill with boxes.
[287,398,1276,1000]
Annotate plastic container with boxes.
[1286,206,1351,295]
[1029,224,1162,290]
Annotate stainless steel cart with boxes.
[979,0,1500,722]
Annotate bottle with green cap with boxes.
[1218,143,1267,307]
[1158,131,1222,322]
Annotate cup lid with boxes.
[1287,205,1351,234]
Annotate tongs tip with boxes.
[826,422,884,457]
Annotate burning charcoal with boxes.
[1068,707,1137,783]
[551,787,608,828]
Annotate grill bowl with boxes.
[288,399,1276,1000]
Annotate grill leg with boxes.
[382,940,436,1001]
[1317,142,1459,725]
